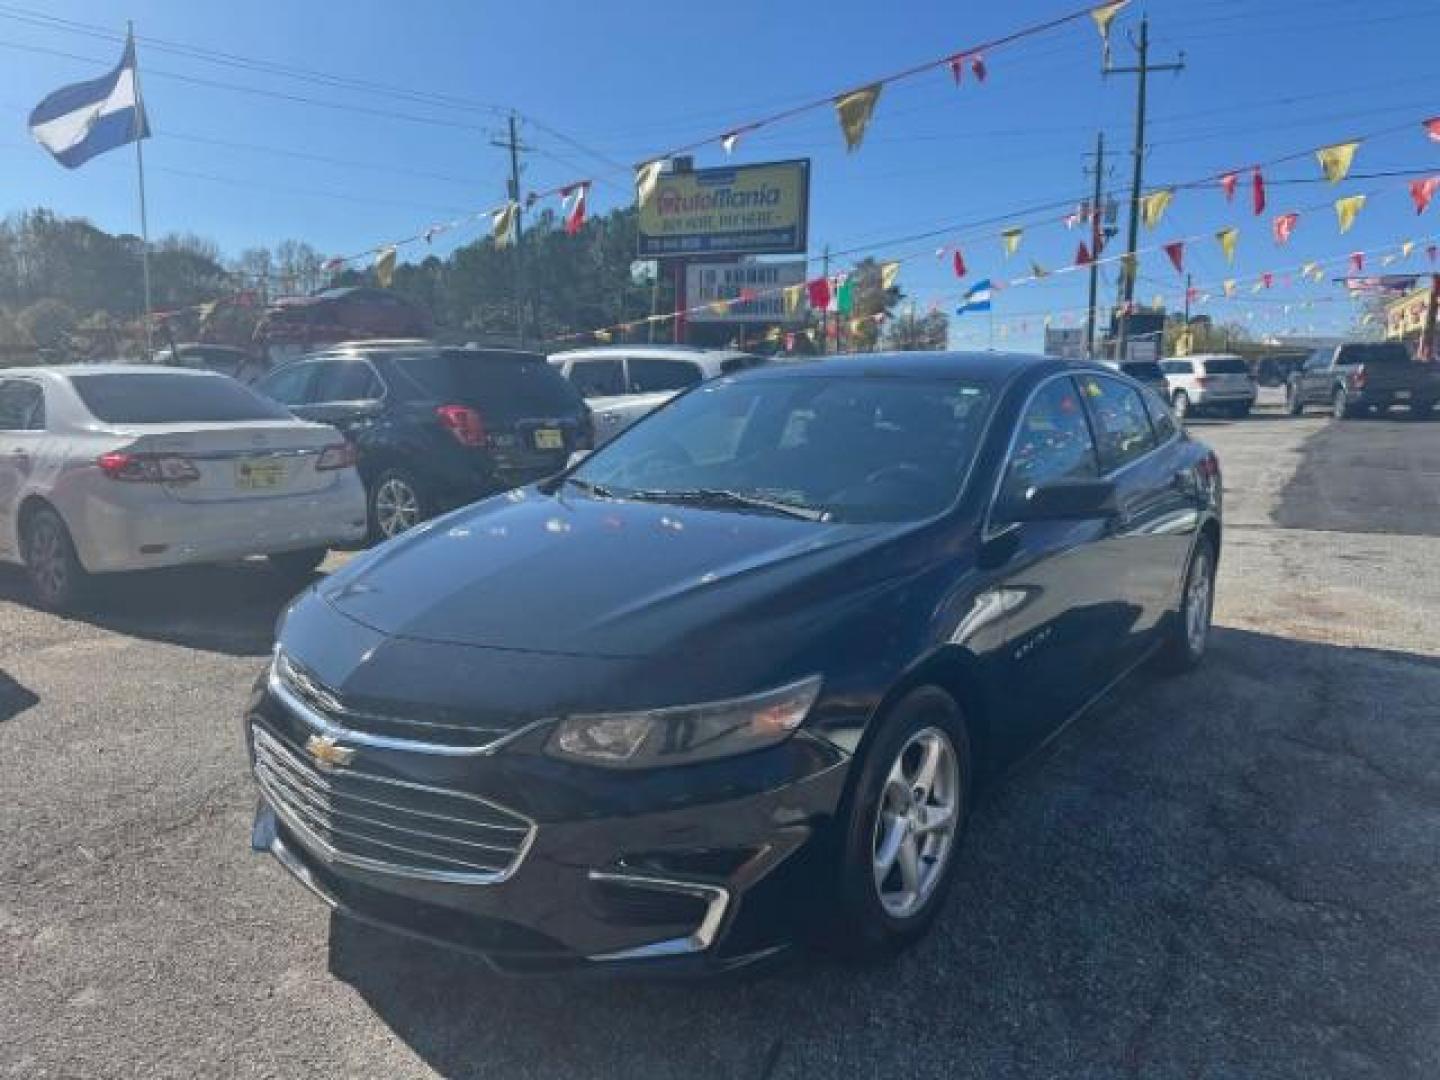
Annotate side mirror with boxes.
[1007,477,1118,523]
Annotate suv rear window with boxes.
[1119,362,1164,382]
[1202,358,1250,375]
[70,373,289,423]
[1160,361,1192,375]
[1336,343,1411,365]
[383,350,582,419]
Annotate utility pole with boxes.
[1183,272,1193,324]
[490,112,531,345]
[1082,131,1108,360]
[1104,15,1183,360]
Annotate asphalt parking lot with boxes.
[3,403,1439,1079]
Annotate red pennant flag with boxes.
[970,54,987,82]
[1219,172,1239,202]
[806,277,831,309]
[1252,168,1267,216]
[738,288,758,302]
[1075,241,1093,267]
[949,55,965,84]
[1272,212,1299,245]
[1424,117,1440,143]
[1262,272,1274,290]
[1410,177,1440,215]
[561,181,590,236]
[1186,286,1200,305]
[952,249,967,278]
[1349,252,1364,273]
[1164,241,1185,274]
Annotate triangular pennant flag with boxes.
[1219,172,1238,202]
[880,261,901,291]
[1002,228,1023,257]
[1091,1,1128,53]
[834,274,854,314]
[1076,241,1094,266]
[952,249,967,278]
[1410,177,1439,215]
[635,160,664,207]
[492,201,519,247]
[1300,261,1320,281]
[835,84,882,152]
[1316,140,1360,184]
[1223,279,1237,298]
[1140,188,1174,229]
[561,181,590,235]
[1402,241,1416,258]
[1335,194,1366,234]
[970,54,987,82]
[1216,227,1239,264]
[1262,272,1274,289]
[1424,117,1440,143]
[720,131,740,155]
[1381,254,1397,267]
[1350,252,1364,273]
[1251,279,1265,294]
[948,54,965,85]
[1252,168,1267,216]
[373,247,396,288]
[806,276,831,310]
[783,283,805,316]
[1164,241,1185,274]
[1273,212,1299,245]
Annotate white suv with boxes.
[1160,355,1257,419]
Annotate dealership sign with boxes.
[687,261,807,323]
[639,160,810,258]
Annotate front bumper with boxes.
[246,688,849,973]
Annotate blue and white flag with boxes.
[956,279,993,315]
[29,33,150,169]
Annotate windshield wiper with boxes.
[562,477,616,499]
[626,488,829,522]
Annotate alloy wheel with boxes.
[871,726,961,920]
[374,478,420,538]
[26,515,69,604]
[1186,546,1214,656]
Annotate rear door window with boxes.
[1076,373,1157,472]
[0,380,44,430]
[1141,388,1178,442]
[70,373,290,423]
[628,357,703,393]
[565,358,625,398]
[311,360,381,403]
[256,362,318,406]
[998,376,1100,514]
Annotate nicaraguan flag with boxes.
[29,33,150,169]
[956,279,993,315]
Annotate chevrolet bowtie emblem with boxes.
[305,734,355,769]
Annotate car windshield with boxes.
[571,375,994,524]
[70,373,291,423]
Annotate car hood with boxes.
[318,487,900,659]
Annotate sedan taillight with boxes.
[97,451,200,483]
[435,404,487,447]
[316,443,358,471]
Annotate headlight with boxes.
[545,675,823,769]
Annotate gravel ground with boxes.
[2,405,1438,1079]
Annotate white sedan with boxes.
[0,365,367,609]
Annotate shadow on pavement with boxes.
[324,627,1440,1080]
[0,559,311,657]
[0,667,39,722]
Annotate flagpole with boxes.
[129,22,153,358]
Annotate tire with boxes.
[1172,391,1191,421]
[367,468,431,543]
[828,686,972,958]
[1156,533,1217,675]
[22,504,89,612]
[1410,402,1434,421]
[1333,388,1353,420]
[267,547,329,581]
[1285,382,1304,416]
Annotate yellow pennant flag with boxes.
[1140,188,1174,230]
[880,261,901,291]
[1316,140,1360,184]
[1002,228,1024,257]
[835,84,882,152]
[1299,261,1319,281]
[1335,194,1366,234]
[1223,279,1237,298]
[1216,227,1240,265]
[783,283,805,315]
[1176,329,1193,357]
[1091,1,1128,44]
[635,160,665,207]
[373,246,397,288]
[1402,240,1416,258]
[492,202,519,248]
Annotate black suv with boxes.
[255,343,591,540]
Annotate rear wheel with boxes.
[829,686,971,957]
[1172,391,1191,421]
[22,505,89,612]
[267,547,329,581]
[368,468,430,542]
[1285,382,1304,416]
[1157,534,1216,675]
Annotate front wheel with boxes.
[1333,388,1353,420]
[829,686,972,957]
[1286,383,1304,416]
[1157,535,1216,675]
[367,468,430,542]
[22,505,89,612]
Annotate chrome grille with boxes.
[274,651,510,751]
[251,724,534,884]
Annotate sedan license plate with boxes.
[1396,390,1412,401]
[533,428,564,451]
[235,458,286,490]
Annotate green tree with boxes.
[16,298,77,353]
[883,306,949,351]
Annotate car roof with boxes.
[1,363,225,379]
[307,343,543,362]
[736,350,1062,385]
[1178,354,1243,362]
[550,345,755,361]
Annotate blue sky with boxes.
[5,0,1439,350]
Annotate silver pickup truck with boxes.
[550,346,765,445]
[1286,342,1440,419]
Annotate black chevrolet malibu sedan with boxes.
[246,351,1222,973]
